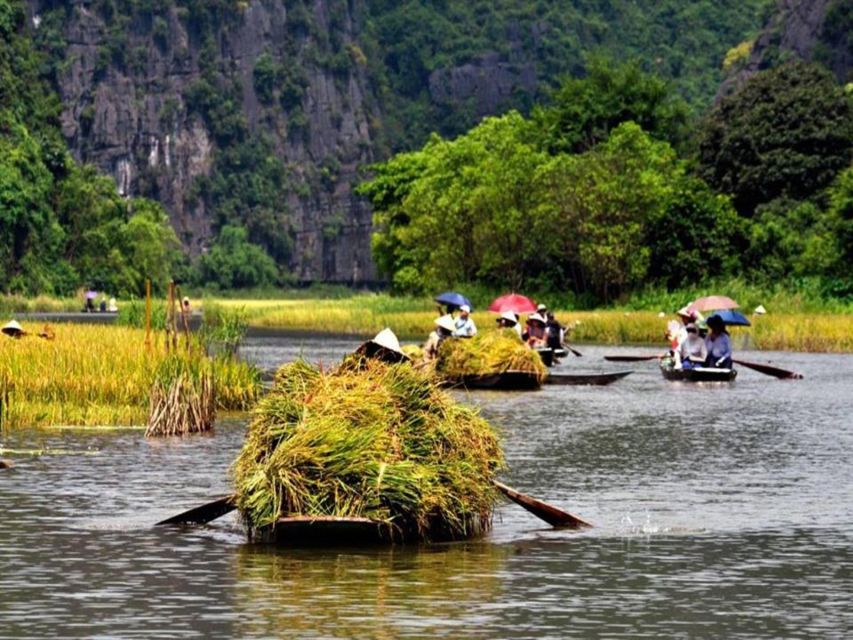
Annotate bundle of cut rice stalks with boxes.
[232,356,505,542]
[146,355,215,437]
[435,330,548,383]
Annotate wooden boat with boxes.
[446,370,543,391]
[545,370,633,386]
[660,363,737,382]
[250,516,394,545]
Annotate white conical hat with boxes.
[498,311,517,324]
[754,304,767,315]
[435,314,456,332]
[527,313,545,324]
[2,320,24,336]
[370,328,403,354]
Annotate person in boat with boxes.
[2,320,26,338]
[666,304,698,350]
[544,312,565,351]
[536,303,548,317]
[452,304,477,338]
[704,314,733,369]
[496,311,523,339]
[423,315,456,363]
[523,313,547,348]
[675,323,707,369]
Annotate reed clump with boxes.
[146,356,215,437]
[0,323,260,429]
[232,356,505,542]
[435,330,548,382]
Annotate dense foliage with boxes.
[361,62,852,303]
[0,0,177,296]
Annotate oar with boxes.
[562,343,583,357]
[603,353,663,362]
[493,480,592,529]
[156,494,236,526]
[733,358,803,380]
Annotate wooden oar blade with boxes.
[604,354,661,362]
[564,344,583,357]
[156,494,237,526]
[493,480,592,529]
[733,358,803,380]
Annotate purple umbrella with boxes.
[85,290,98,300]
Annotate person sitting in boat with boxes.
[666,304,698,349]
[704,315,733,369]
[675,323,707,369]
[452,304,477,338]
[536,303,548,317]
[544,312,565,351]
[496,311,523,339]
[423,315,456,363]
[523,313,547,348]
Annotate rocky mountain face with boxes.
[26,0,379,282]
[721,0,852,98]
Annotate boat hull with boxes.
[447,370,543,390]
[545,370,633,386]
[660,365,737,382]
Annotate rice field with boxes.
[0,323,261,430]
[212,295,853,352]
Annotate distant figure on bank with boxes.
[2,320,25,338]
[704,315,732,369]
[99,296,107,313]
[453,304,477,338]
[181,297,191,316]
[108,297,118,313]
[676,323,707,369]
[85,296,95,313]
[423,315,456,363]
[496,311,523,339]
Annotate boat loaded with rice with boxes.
[436,331,548,390]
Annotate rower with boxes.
[524,313,547,348]
[453,305,477,338]
[423,315,456,363]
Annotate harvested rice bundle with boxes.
[146,355,215,437]
[435,330,548,382]
[232,356,505,542]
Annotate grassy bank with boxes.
[0,323,260,429]
[211,295,853,352]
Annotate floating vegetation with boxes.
[146,356,215,437]
[0,323,260,429]
[232,356,505,542]
[435,330,548,383]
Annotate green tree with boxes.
[532,59,691,154]
[698,61,853,217]
[198,225,278,289]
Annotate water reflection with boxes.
[235,543,510,638]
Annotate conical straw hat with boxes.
[2,320,24,336]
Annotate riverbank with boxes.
[4,293,852,352]
[213,297,853,352]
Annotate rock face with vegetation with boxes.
[27,0,379,283]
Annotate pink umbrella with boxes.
[689,295,739,313]
[488,293,537,314]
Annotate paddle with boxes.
[493,480,592,529]
[603,353,663,362]
[156,494,236,526]
[733,358,803,380]
[158,483,593,531]
[562,343,583,357]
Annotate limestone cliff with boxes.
[27,0,379,282]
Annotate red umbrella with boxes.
[689,295,739,313]
[488,293,537,314]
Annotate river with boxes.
[1,336,851,638]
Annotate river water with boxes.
[2,336,851,638]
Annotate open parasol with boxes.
[488,293,537,314]
[688,295,739,313]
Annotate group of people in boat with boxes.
[667,305,732,370]
[423,301,568,363]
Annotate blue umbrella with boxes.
[709,309,751,326]
[434,291,473,310]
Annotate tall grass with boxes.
[0,323,261,429]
